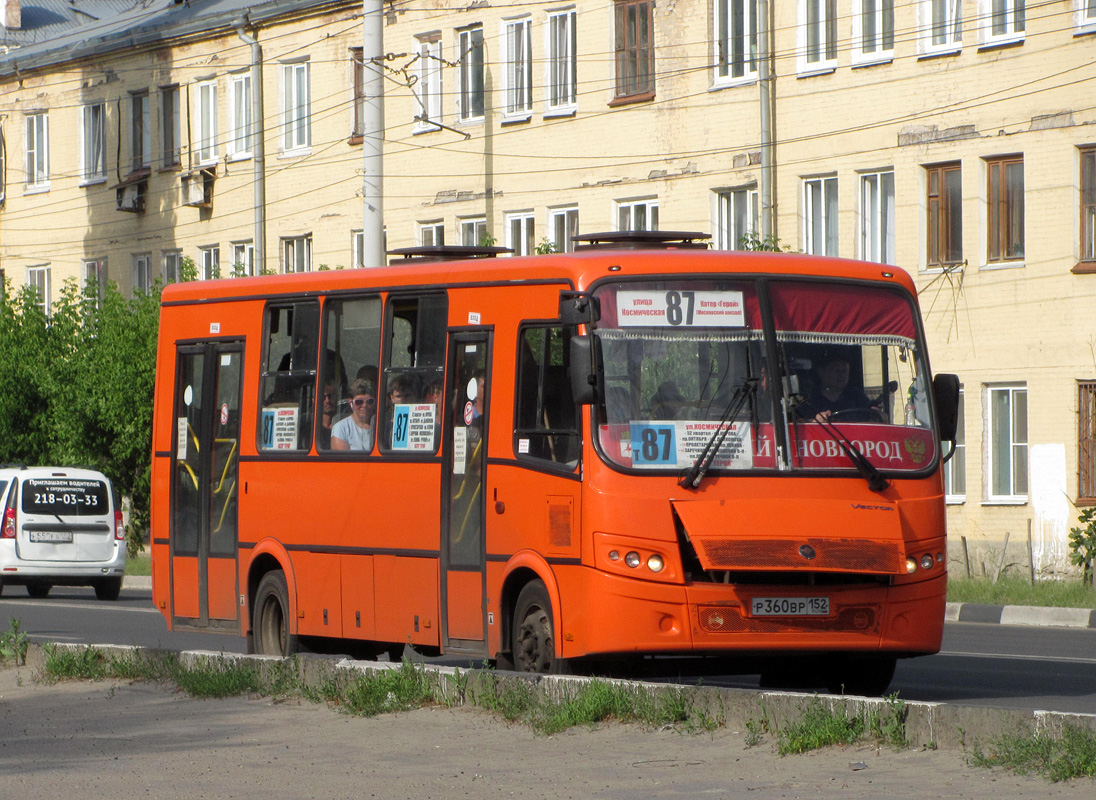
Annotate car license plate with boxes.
[751,596,830,616]
[29,530,73,544]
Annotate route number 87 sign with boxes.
[616,290,746,328]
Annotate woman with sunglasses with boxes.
[331,378,376,451]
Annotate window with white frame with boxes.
[163,250,183,283]
[133,254,152,294]
[457,27,485,122]
[196,80,218,164]
[506,212,536,255]
[283,235,312,273]
[460,217,487,246]
[199,245,220,280]
[420,221,445,247]
[81,103,106,183]
[83,259,106,307]
[801,0,837,69]
[803,175,838,256]
[231,241,255,276]
[0,125,6,203]
[228,73,253,159]
[352,230,365,267]
[503,17,533,118]
[617,198,659,231]
[161,85,181,168]
[714,186,758,250]
[855,0,894,61]
[1077,0,1096,32]
[282,62,311,152]
[943,386,966,501]
[130,90,151,172]
[549,206,579,253]
[980,0,1025,45]
[860,170,895,264]
[547,10,577,111]
[714,0,758,84]
[26,266,51,315]
[25,112,49,189]
[922,0,962,52]
[986,383,1028,501]
[414,36,442,131]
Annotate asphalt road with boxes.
[2,585,1095,716]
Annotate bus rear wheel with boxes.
[253,570,298,657]
[512,580,562,674]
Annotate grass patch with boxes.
[947,576,1096,609]
[970,725,1096,782]
[746,694,910,756]
[0,619,29,666]
[125,553,151,577]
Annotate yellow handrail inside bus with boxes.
[452,437,483,502]
[212,438,238,495]
[212,479,237,535]
[178,461,199,490]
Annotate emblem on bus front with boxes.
[798,544,817,560]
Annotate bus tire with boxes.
[512,580,564,674]
[93,577,123,601]
[253,570,298,657]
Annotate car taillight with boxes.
[115,510,126,541]
[2,508,16,539]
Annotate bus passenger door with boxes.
[441,332,490,654]
[170,341,244,630]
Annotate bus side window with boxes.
[259,302,319,452]
[318,296,382,452]
[380,293,447,454]
[515,325,581,468]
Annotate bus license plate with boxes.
[30,530,73,544]
[751,597,830,617]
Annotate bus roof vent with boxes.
[572,231,711,251]
[387,245,513,264]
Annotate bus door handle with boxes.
[494,487,504,515]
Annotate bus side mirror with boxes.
[933,373,960,444]
[569,335,601,406]
[559,291,601,326]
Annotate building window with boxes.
[944,386,966,501]
[502,17,533,118]
[855,0,894,61]
[986,384,1028,501]
[803,175,838,256]
[0,126,6,204]
[506,212,536,256]
[130,90,150,172]
[420,221,445,247]
[861,170,895,264]
[231,241,255,276]
[1082,147,1096,266]
[282,62,311,152]
[351,47,366,139]
[981,0,1025,44]
[414,36,442,132]
[923,0,963,52]
[458,28,485,122]
[199,246,220,280]
[80,103,106,183]
[802,0,838,68]
[228,73,253,159]
[714,186,758,250]
[614,0,655,102]
[133,254,152,293]
[25,112,49,189]
[196,80,217,164]
[714,0,758,83]
[547,10,577,111]
[926,162,962,268]
[83,259,107,307]
[161,85,181,168]
[1080,381,1096,501]
[549,206,579,253]
[26,266,51,315]
[617,198,659,231]
[1077,0,1096,32]
[283,235,312,273]
[986,155,1024,264]
[460,217,487,246]
[352,230,365,267]
[163,250,183,283]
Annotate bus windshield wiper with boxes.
[678,377,757,490]
[793,398,890,493]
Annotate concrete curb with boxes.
[122,576,151,590]
[945,602,1096,628]
[26,642,1096,751]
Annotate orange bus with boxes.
[150,232,958,695]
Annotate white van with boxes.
[0,466,127,600]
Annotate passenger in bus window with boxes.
[649,381,687,420]
[318,379,338,450]
[331,378,376,451]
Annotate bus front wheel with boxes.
[253,570,298,657]
[512,580,563,674]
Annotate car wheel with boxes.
[94,577,123,601]
[26,583,51,599]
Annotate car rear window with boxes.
[21,478,110,517]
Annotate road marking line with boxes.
[938,650,1096,665]
[0,600,159,613]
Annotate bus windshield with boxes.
[593,278,938,476]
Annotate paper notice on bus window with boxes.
[617,290,745,328]
[391,404,437,451]
[453,426,467,475]
[177,418,188,460]
[261,407,299,450]
[628,420,754,469]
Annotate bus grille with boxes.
[698,606,877,634]
[695,538,902,574]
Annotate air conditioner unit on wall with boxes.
[116,182,145,213]
[182,168,215,208]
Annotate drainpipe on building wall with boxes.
[361,1,384,267]
[234,16,267,274]
[758,0,775,239]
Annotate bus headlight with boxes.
[920,554,935,571]
[625,551,642,568]
[608,550,620,561]
[905,557,917,574]
[647,554,665,573]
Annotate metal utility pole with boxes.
[361,1,385,267]
[758,0,775,239]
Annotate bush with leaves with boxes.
[1069,507,1096,587]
